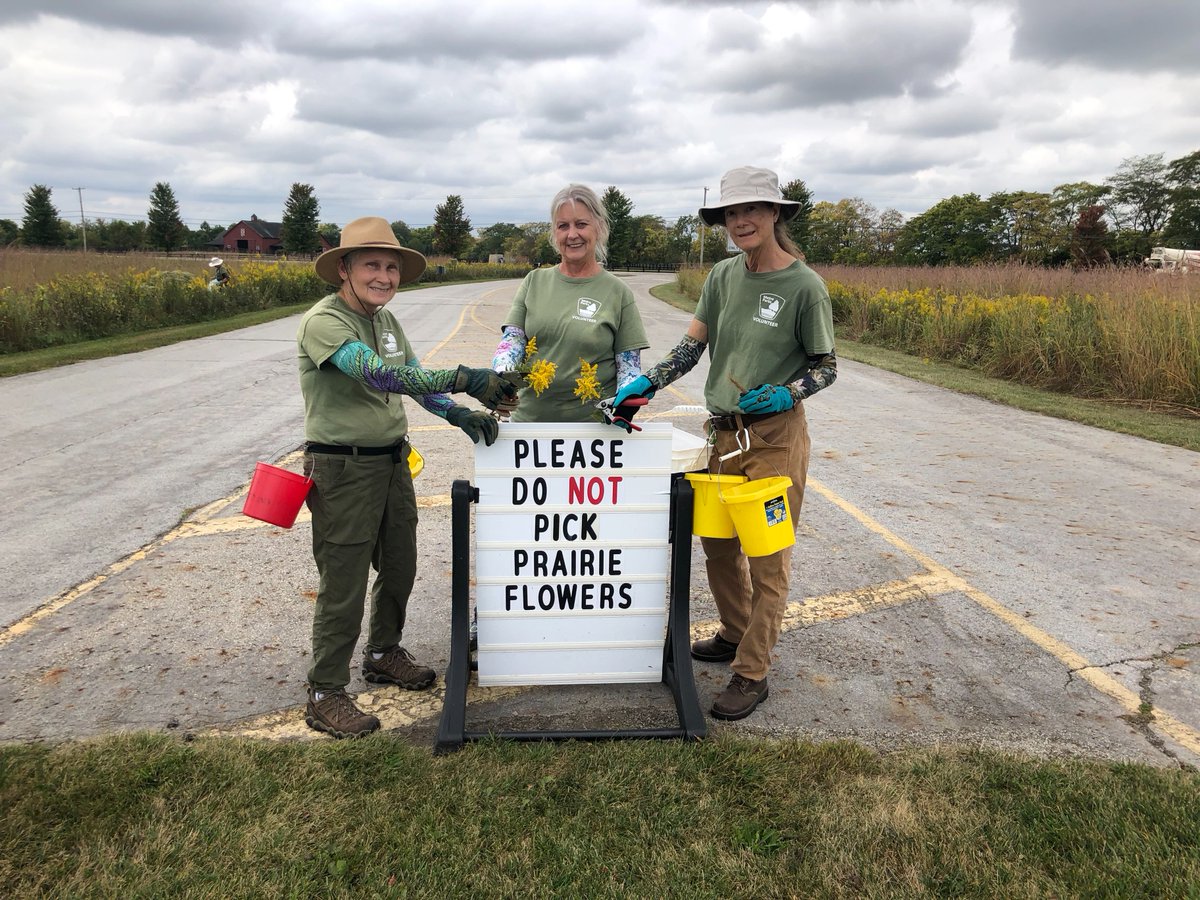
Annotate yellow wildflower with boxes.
[574,359,601,403]
[526,359,557,396]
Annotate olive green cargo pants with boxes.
[303,448,418,691]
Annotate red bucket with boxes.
[242,462,312,528]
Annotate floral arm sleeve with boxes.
[328,340,459,396]
[788,349,838,401]
[492,325,527,372]
[615,349,642,389]
[644,335,706,390]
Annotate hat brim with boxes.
[314,245,427,287]
[699,199,801,228]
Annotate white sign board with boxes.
[473,422,673,685]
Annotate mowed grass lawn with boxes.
[2,733,1198,898]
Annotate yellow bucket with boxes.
[408,445,424,479]
[720,476,795,557]
[683,472,747,538]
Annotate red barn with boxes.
[216,215,334,256]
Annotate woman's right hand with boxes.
[612,374,655,407]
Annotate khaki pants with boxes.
[700,404,810,681]
[304,450,418,691]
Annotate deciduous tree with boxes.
[1071,205,1112,269]
[407,225,436,256]
[472,222,522,261]
[1162,149,1200,248]
[1104,154,1170,239]
[894,193,994,265]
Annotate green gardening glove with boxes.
[447,406,500,446]
[454,365,520,411]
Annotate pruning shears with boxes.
[596,396,649,432]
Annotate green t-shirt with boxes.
[695,256,835,414]
[297,294,415,445]
[504,268,649,422]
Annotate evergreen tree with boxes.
[781,179,815,252]
[433,195,472,258]
[602,186,634,268]
[146,182,185,251]
[280,183,322,254]
[22,184,64,247]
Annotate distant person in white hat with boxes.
[297,216,520,738]
[207,257,231,289]
[610,166,837,721]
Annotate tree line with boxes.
[8,149,1198,268]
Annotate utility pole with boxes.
[699,186,708,268]
[73,187,87,252]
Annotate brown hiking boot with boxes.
[305,688,380,739]
[691,633,739,662]
[710,674,769,721]
[362,646,436,690]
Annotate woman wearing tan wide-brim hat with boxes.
[295,215,521,739]
[610,166,838,721]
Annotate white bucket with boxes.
[671,428,709,473]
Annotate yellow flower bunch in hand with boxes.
[514,336,556,396]
[573,359,601,404]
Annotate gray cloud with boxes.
[703,5,973,109]
[1011,0,1200,73]
[1,1,1199,228]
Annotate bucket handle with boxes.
[712,425,785,503]
[259,442,312,484]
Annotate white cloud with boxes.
[0,0,1196,228]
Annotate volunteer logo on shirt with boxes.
[574,297,601,322]
[380,331,402,356]
[754,293,784,328]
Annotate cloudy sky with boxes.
[1,0,1197,232]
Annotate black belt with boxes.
[708,409,787,431]
[306,441,406,458]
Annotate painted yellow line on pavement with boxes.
[691,571,950,641]
[806,477,1200,756]
[422,303,470,363]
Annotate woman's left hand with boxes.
[737,384,794,414]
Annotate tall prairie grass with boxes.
[676,263,1200,410]
[0,250,531,354]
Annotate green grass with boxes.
[0,302,313,377]
[649,285,1200,453]
[2,733,1196,897]
[0,280,456,377]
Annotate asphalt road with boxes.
[1,274,1197,767]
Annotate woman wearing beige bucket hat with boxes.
[296,215,520,738]
[611,166,837,721]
